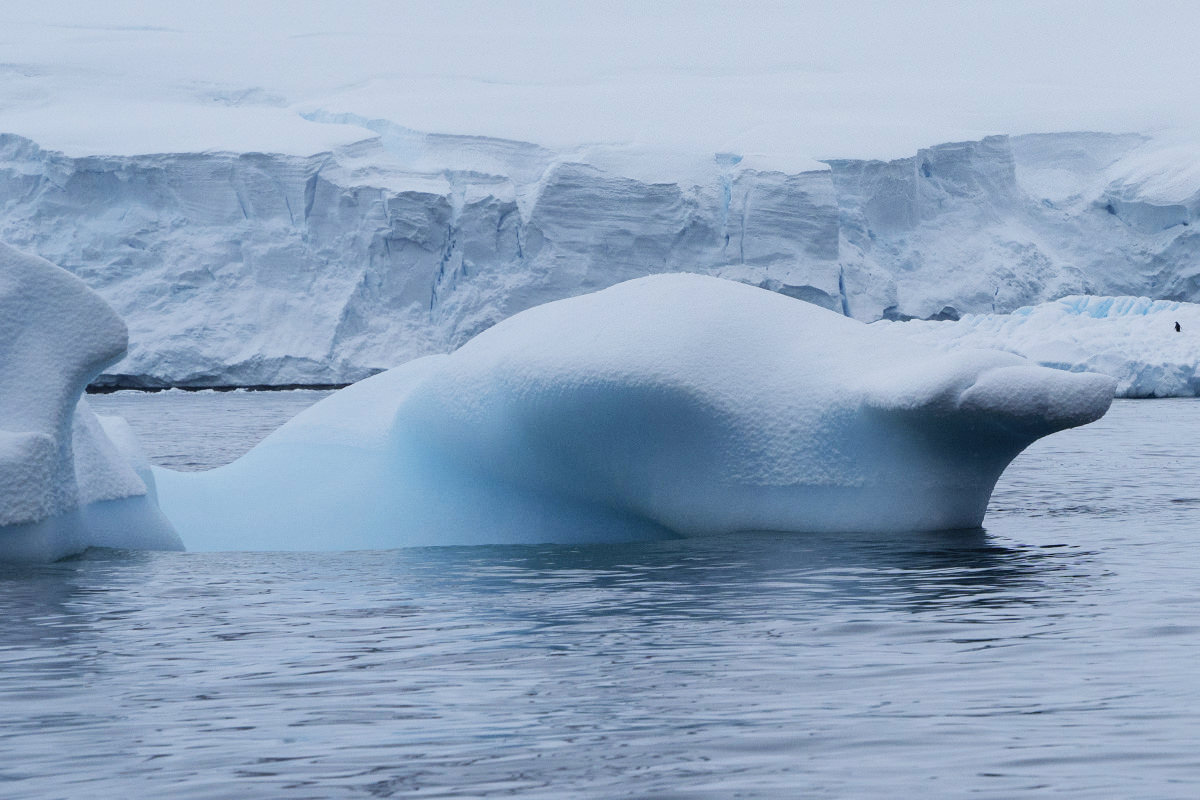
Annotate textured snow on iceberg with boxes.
[881,295,1200,398]
[0,243,180,561]
[156,275,1114,551]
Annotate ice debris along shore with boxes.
[0,243,180,561]
[155,275,1115,552]
[6,130,1200,389]
[882,295,1200,398]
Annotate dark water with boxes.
[3,395,1200,798]
[89,389,335,470]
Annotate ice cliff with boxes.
[0,243,180,561]
[2,129,1199,387]
[155,274,1115,551]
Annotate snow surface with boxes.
[881,296,1200,399]
[155,275,1115,552]
[0,243,180,561]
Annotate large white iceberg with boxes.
[155,275,1115,551]
[0,243,180,561]
[881,295,1200,398]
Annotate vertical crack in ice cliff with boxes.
[838,266,850,317]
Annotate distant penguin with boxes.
[1176,321,1182,332]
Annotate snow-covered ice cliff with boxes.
[4,129,1200,387]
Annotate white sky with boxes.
[2,1,1199,163]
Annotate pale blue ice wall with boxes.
[0,130,1194,387]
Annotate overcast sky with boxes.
[4,1,1199,161]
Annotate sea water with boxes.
[2,394,1199,798]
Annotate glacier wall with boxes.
[1,129,1199,387]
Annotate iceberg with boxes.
[155,275,1115,551]
[881,295,1200,398]
[0,243,181,562]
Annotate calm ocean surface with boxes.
[3,392,1199,798]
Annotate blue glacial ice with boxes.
[154,275,1115,552]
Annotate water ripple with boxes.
[0,396,1191,797]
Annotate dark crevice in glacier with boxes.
[837,266,850,317]
[302,157,331,223]
[86,381,353,393]
[738,189,750,264]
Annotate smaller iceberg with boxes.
[156,275,1114,551]
[880,295,1200,398]
[0,243,180,562]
